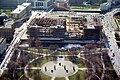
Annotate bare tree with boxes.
[97,40,104,51]
[28,38,33,47]
[35,39,41,48]
[48,45,59,51]
[75,74,80,80]
[84,44,96,51]
[35,38,42,53]
[7,61,18,79]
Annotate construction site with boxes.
[0,0,120,79]
[0,9,119,80]
[22,11,103,47]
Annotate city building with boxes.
[27,18,66,38]
[100,0,120,11]
[83,16,102,40]
[11,3,31,20]
[100,2,111,11]
[24,11,102,45]
[111,0,120,5]
[54,0,69,10]
[0,20,14,42]
[33,0,54,9]
[0,15,8,26]
[0,37,7,54]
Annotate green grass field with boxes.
[69,70,89,80]
[55,77,66,80]
[118,19,120,25]
[27,69,51,80]
[32,57,55,67]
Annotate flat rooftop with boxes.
[0,20,14,28]
[11,3,31,14]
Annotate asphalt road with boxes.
[102,8,120,75]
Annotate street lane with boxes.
[102,8,120,75]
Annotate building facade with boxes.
[0,20,14,42]
[53,0,69,10]
[11,3,31,20]
[0,38,7,54]
[33,0,54,9]
[27,18,66,38]
[100,2,111,11]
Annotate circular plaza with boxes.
[41,60,78,77]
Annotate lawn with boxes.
[53,51,68,55]
[27,47,81,55]
[27,69,51,80]
[117,19,120,25]
[32,57,56,67]
[1,48,119,80]
[27,48,38,52]
[55,77,66,80]
[69,70,89,80]
[66,56,87,68]
[27,48,55,54]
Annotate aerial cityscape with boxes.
[0,0,120,80]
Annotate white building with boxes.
[0,38,7,54]
[11,3,31,20]
[33,0,54,9]
[100,2,111,11]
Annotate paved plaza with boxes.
[41,61,78,77]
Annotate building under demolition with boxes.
[27,18,66,38]
[25,12,102,46]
